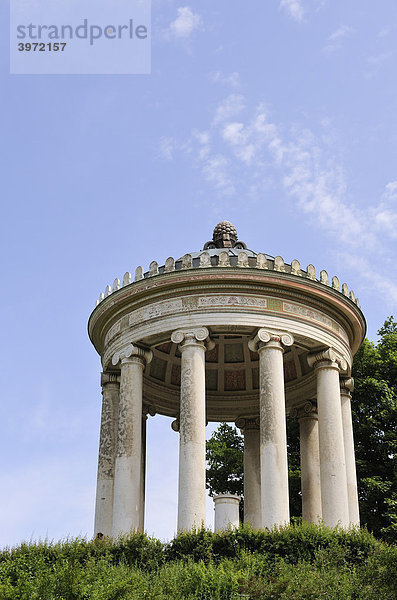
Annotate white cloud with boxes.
[159,137,177,160]
[279,0,305,23]
[324,25,355,54]
[212,94,245,125]
[166,7,202,40]
[210,71,241,89]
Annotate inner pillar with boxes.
[296,402,322,523]
[236,417,261,529]
[340,377,360,526]
[171,327,213,531]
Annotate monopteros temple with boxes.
[88,221,365,537]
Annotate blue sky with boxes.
[1,0,396,546]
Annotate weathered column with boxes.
[308,349,349,528]
[340,377,360,526]
[111,344,152,537]
[296,402,322,523]
[94,372,120,537]
[249,329,294,529]
[236,417,261,529]
[171,327,213,531]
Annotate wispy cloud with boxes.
[165,6,203,40]
[159,93,397,305]
[279,0,305,23]
[209,71,241,89]
[324,25,355,54]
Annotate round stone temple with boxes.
[212,220,238,248]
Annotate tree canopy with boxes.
[206,317,397,542]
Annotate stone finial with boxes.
[342,283,349,296]
[213,221,238,248]
[181,254,193,269]
[291,259,302,276]
[149,261,159,277]
[218,251,230,267]
[164,257,175,272]
[256,253,267,269]
[349,290,355,302]
[306,264,316,280]
[237,251,249,268]
[122,272,132,286]
[112,343,153,366]
[112,278,120,292]
[332,276,340,291]
[199,252,211,268]
[320,270,329,285]
[98,292,105,303]
[105,285,112,297]
[355,297,360,308]
[135,266,144,281]
[274,256,285,272]
[248,328,294,352]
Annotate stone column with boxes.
[308,349,349,528]
[340,377,360,526]
[139,411,147,533]
[171,327,213,531]
[236,417,261,529]
[249,329,294,529]
[94,372,120,537]
[296,402,322,523]
[111,344,152,537]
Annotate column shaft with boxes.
[299,414,322,523]
[112,355,145,537]
[243,426,261,529]
[172,329,208,531]
[316,361,349,528]
[259,339,290,528]
[139,414,147,532]
[94,375,119,537]
[341,382,360,526]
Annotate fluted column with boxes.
[308,349,349,528]
[249,329,294,529]
[296,402,322,523]
[236,417,261,529]
[340,377,360,526]
[94,372,120,537]
[171,327,213,531]
[111,344,152,537]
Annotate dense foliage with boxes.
[0,525,396,599]
[206,318,397,542]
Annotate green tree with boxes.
[351,317,397,541]
[206,423,243,498]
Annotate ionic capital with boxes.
[248,329,294,353]
[171,418,180,432]
[143,404,157,418]
[289,401,318,421]
[171,327,215,351]
[235,416,260,433]
[307,348,347,372]
[111,344,153,367]
[340,377,354,396]
[100,371,120,387]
